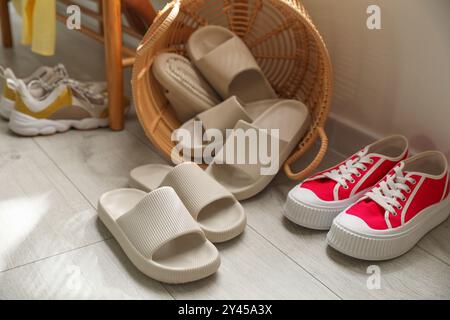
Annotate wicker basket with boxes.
[131,0,332,180]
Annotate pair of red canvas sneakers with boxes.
[284,135,450,260]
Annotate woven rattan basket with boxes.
[132,0,332,180]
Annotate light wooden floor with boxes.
[0,13,449,300]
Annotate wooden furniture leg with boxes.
[0,0,13,47]
[102,0,124,131]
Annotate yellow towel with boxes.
[12,0,56,56]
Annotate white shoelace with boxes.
[323,148,374,189]
[366,164,416,216]
[28,78,104,105]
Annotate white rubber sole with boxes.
[8,110,109,136]
[283,189,365,230]
[327,197,450,260]
[0,96,15,120]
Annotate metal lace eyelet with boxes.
[392,212,398,216]
[401,197,406,202]
[397,205,402,210]
[344,185,349,189]
[350,179,355,183]
[369,159,374,164]
[411,179,417,185]
[356,173,361,177]
[362,166,368,171]
[406,188,412,193]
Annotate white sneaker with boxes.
[9,78,111,136]
[0,64,69,119]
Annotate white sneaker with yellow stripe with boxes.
[0,64,68,119]
[9,78,112,136]
[0,80,16,119]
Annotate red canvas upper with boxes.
[300,148,407,202]
[346,165,449,230]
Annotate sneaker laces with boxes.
[54,64,69,79]
[366,164,415,216]
[67,80,106,108]
[323,148,373,189]
[26,65,68,93]
[28,78,105,107]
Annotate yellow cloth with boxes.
[12,0,56,56]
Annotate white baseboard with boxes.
[325,113,422,157]
[325,113,377,157]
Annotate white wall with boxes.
[302,0,450,156]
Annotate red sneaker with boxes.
[284,135,408,229]
[327,151,450,260]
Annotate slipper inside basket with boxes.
[132,0,332,181]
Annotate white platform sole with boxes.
[9,110,109,136]
[327,197,450,260]
[0,96,15,120]
[283,189,364,230]
[98,189,221,284]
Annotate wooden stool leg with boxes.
[102,0,124,131]
[0,0,13,48]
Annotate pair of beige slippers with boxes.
[98,26,311,284]
[153,25,311,201]
[99,162,245,284]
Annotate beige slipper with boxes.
[152,52,221,122]
[176,96,283,158]
[207,100,311,200]
[187,25,277,102]
[129,162,246,243]
[98,187,220,284]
